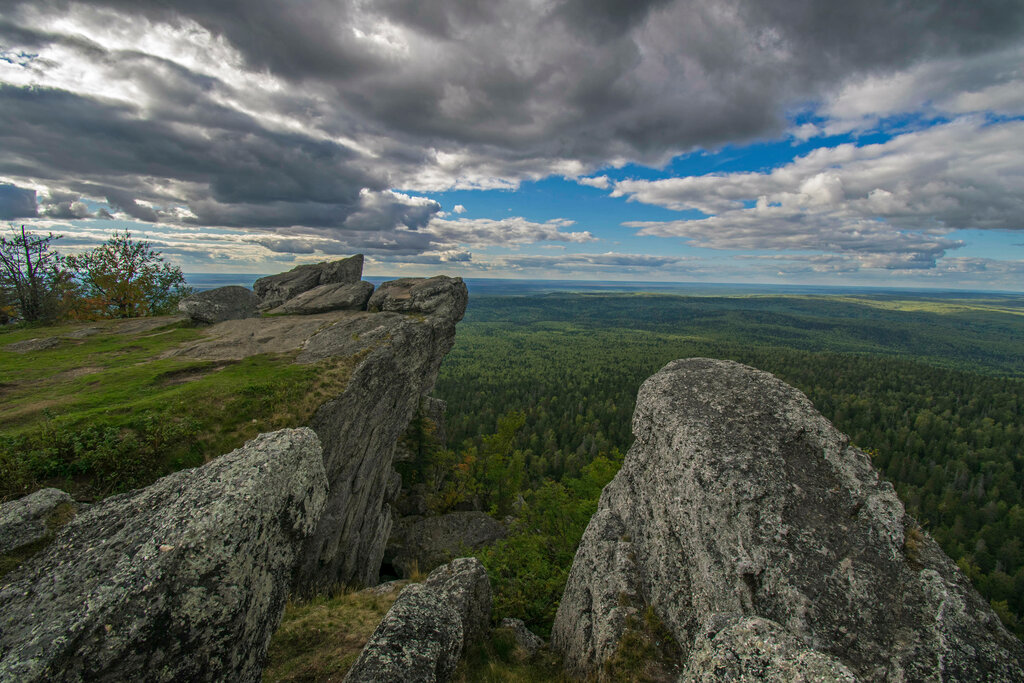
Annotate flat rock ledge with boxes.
[552,358,1024,682]
[0,428,327,683]
[344,557,492,683]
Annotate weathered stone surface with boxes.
[499,618,544,656]
[294,278,468,592]
[345,558,491,682]
[254,254,363,309]
[552,358,1024,681]
[423,557,492,649]
[178,285,260,324]
[0,428,327,682]
[279,280,374,314]
[0,488,73,556]
[344,583,463,683]
[368,276,468,319]
[3,337,60,352]
[681,616,857,682]
[385,511,507,577]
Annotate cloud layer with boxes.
[0,0,1022,285]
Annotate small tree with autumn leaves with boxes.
[67,232,191,319]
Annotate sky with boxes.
[1,1,1023,290]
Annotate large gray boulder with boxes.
[278,280,374,315]
[422,557,492,649]
[368,276,468,319]
[254,255,363,309]
[178,285,260,324]
[552,358,1024,681]
[0,488,74,556]
[385,511,506,577]
[0,428,327,682]
[343,583,463,683]
[344,557,491,683]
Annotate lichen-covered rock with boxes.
[279,280,374,314]
[343,583,463,683]
[345,558,492,682]
[254,254,363,309]
[499,618,544,656]
[423,557,492,649]
[385,511,506,577]
[681,616,857,682]
[552,358,1024,681]
[178,285,260,323]
[0,488,73,556]
[0,428,327,682]
[368,276,468,319]
[294,279,468,592]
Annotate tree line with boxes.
[0,225,190,323]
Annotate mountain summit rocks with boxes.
[552,358,1024,681]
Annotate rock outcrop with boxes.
[278,280,375,314]
[344,557,492,683]
[552,358,1024,681]
[0,487,74,556]
[254,254,364,309]
[293,275,468,592]
[368,276,469,320]
[178,285,260,323]
[0,428,327,682]
[385,511,507,577]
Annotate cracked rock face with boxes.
[294,276,468,592]
[254,254,363,309]
[0,428,327,683]
[552,358,1024,681]
[344,557,491,683]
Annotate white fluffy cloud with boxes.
[619,118,1024,265]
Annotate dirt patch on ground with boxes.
[53,366,105,381]
[163,311,361,361]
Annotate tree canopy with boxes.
[67,232,191,319]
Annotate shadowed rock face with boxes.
[0,428,327,683]
[552,358,1024,681]
[385,511,507,577]
[294,275,468,592]
[178,285,260,323]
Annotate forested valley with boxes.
[399,292,1024,638]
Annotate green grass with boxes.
[263,587,404,682]
[0,318,359,501]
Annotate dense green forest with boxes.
[417,292,1024,638]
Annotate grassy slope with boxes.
[0,317,356,501]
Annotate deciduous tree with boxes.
[68,232,191,318]
[0,224,69,322]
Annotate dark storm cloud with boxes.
[8,0,1021,164]
[1,0,1023,253]
[0,183,37,219]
